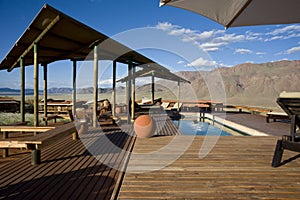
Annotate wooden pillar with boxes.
[131,62,135,121]
[112,60,117,118]
[72,60,77,118]
[177,81,180,110]
[127,62,132,124]
[33,43,39,127]
[93,45,98,128]
[151,72,155,103]
[43,63,48,126]
[20,57,25,122]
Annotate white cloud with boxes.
[154,21,300,61]
[199,42,227,52]
[177,60,185,64]
[155,22,179,31]
[286,46,300,54]
[213,34,245,43]
[235,48,253,54]
[268,25,300,35]
[186,57,216,68]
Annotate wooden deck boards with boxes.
[118,136,300,199]
[221,112,290,136]
[0,124,135,200]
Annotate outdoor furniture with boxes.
[272,92,300,167]
[43,114,64,124]
[161,102,170,110]
[165,102,183,111]
[266,111,289,123]
[0,122,77,164]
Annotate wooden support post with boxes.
[131,62,135,121]
[31,149,41,165]
[151,72,155,103]
[2,131,8,139]
[20,57,25,122]
[127,62,132,123]
[72,60,77,118]
[112,60,117,118]
[33,43,39,127]
[43,63,48,126]
[73,131,79,140]
[2,149,8,158]
[177,81,180,110]
[93,45,98,128]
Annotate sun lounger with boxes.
[161,102,170,110]
[272,92,300,167]
[266,111,289,123]
[165,102,183,111]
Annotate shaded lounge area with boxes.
[0,4,186,128]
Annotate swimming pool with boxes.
[173,119,233,136]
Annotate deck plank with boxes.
[0,124,135,200]
[118,136,300,199]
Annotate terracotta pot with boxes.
[134,115,156,138]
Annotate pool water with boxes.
[173,120,232,136]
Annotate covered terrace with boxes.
[0,4,186,127]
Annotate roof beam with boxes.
[8,15,61,72]
[29,26,87,47]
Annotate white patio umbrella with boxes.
[160,0,300,28]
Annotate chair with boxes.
[98,100,116,126]
[266,111,289,123]
[165,102,183,111]
[161,102,170,110]
[272,92,300,167]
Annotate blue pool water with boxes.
[173,120,232,136]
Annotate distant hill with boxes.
[1,60,299,110]
[156,60,300,110]
[0,88,42,95]
[0,86,126,95]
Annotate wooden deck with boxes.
[118,136,300,199]
[0,114,181,199]
[0,125,135,200]
[222,112,290,136]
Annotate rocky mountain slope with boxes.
[155,60,300,110]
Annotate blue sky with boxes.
[0,0,300,89]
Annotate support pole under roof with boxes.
[33,43,39,127]
[20,57,25,123]
[127,62,132,124]
[43,63,48,126]
[151,72,155,103]
[112,60,117,118]
[72,60,77,118]
[177,81,180,110]
[131,62,135,121]
[93,45,98,128]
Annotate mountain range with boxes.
[1,60,299,110]
[156,60,300,109]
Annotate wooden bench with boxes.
[0,122,78,165]
[0,126,55,139]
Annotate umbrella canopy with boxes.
[160,0,300,28]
